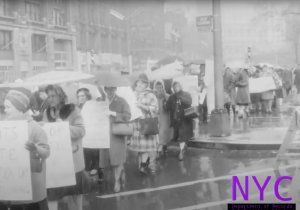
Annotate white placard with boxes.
[81,101,110,148]
[0,121,32,201]
[44,122,76,188]
[116,87,143,120]
[249,77,276,93]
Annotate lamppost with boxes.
[110,8,143,74]
[208,0,231,137]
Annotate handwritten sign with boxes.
[43,122,76,188]
[81,101,110,148]
[249,77,276,93]
[0,121,32,201]
[116,87,143,120]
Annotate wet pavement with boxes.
[58,101,299,210]
[74,148,298,210]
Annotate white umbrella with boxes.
[147,60,184,80]
[0,71,94,88]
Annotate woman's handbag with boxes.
[139,117,159,135]
[184,107,199,119]
[111,123,134,136]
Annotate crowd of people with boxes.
[223,63,297,119]
[0,63,299,210]
[0,72,196,210]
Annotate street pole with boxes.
[208,0,231,137]
[126,18,133,74]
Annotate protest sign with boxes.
[174,75,199,107]
[81,101,110,148]
[43,122,76,188]
[249,77,276,93]
[117,87,143,120]
[0,121,32,201]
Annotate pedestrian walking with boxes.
[0,90,50,210]
[76,88,102,181]
[235,67,251,118]
[99,86,131,193]
[166,81,193,161]
[129,73,159,174]
[260,66,275,113]
[43,85,86,210]
[153,80,171,157]
[223,67,236,116]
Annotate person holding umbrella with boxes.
[129,73,159,174]
[43,85,86,210]
[0,90,50,210]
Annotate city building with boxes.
[0,0,77,82]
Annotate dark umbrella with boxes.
[88,72,131,87]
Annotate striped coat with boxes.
[129,89,159,152]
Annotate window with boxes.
[32,34,46,60]
[0,0,13,17]
[0,30,12,51]
[54,39,72,69]
[25,1,41,22]
[53,9,65,26]
[32,34,46,53]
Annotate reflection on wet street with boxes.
[70,147,295,210]
[58,110,296,210]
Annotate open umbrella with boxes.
[147,60,184,80]
[89,72,131,87]
[0,71,94,88]
[155,56,183,67]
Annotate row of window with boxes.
[0,0,66,26]
[0,30,72,68]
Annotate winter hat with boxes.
[5,90,30,113]
[136,73,149,84]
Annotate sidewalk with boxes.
[188,110,292,150]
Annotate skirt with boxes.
[129,120,158,152]
[47,171,90,201]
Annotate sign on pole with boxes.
[196,16,213,32]
[44,122,76,188]
[0,121,32,201]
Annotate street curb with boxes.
[187,139,282,150]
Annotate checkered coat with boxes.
[129,89,159,152]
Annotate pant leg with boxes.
[83,148,92,171]
[147,152,157,172]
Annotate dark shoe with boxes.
[97,169,104,183]
[139,162,148,174]
[162,145,168,155]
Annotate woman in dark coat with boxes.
[166,81,193,161]
[235,68,251,118]
[43,85,86,210]
[99,86,131,193]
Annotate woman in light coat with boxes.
[129,73,159,174]
[0,90,50,210]
[153,80,171,156]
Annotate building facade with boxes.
[0,0,77,82]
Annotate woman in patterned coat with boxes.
[129,73,159,174]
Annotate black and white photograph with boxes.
[0,0,299,209]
